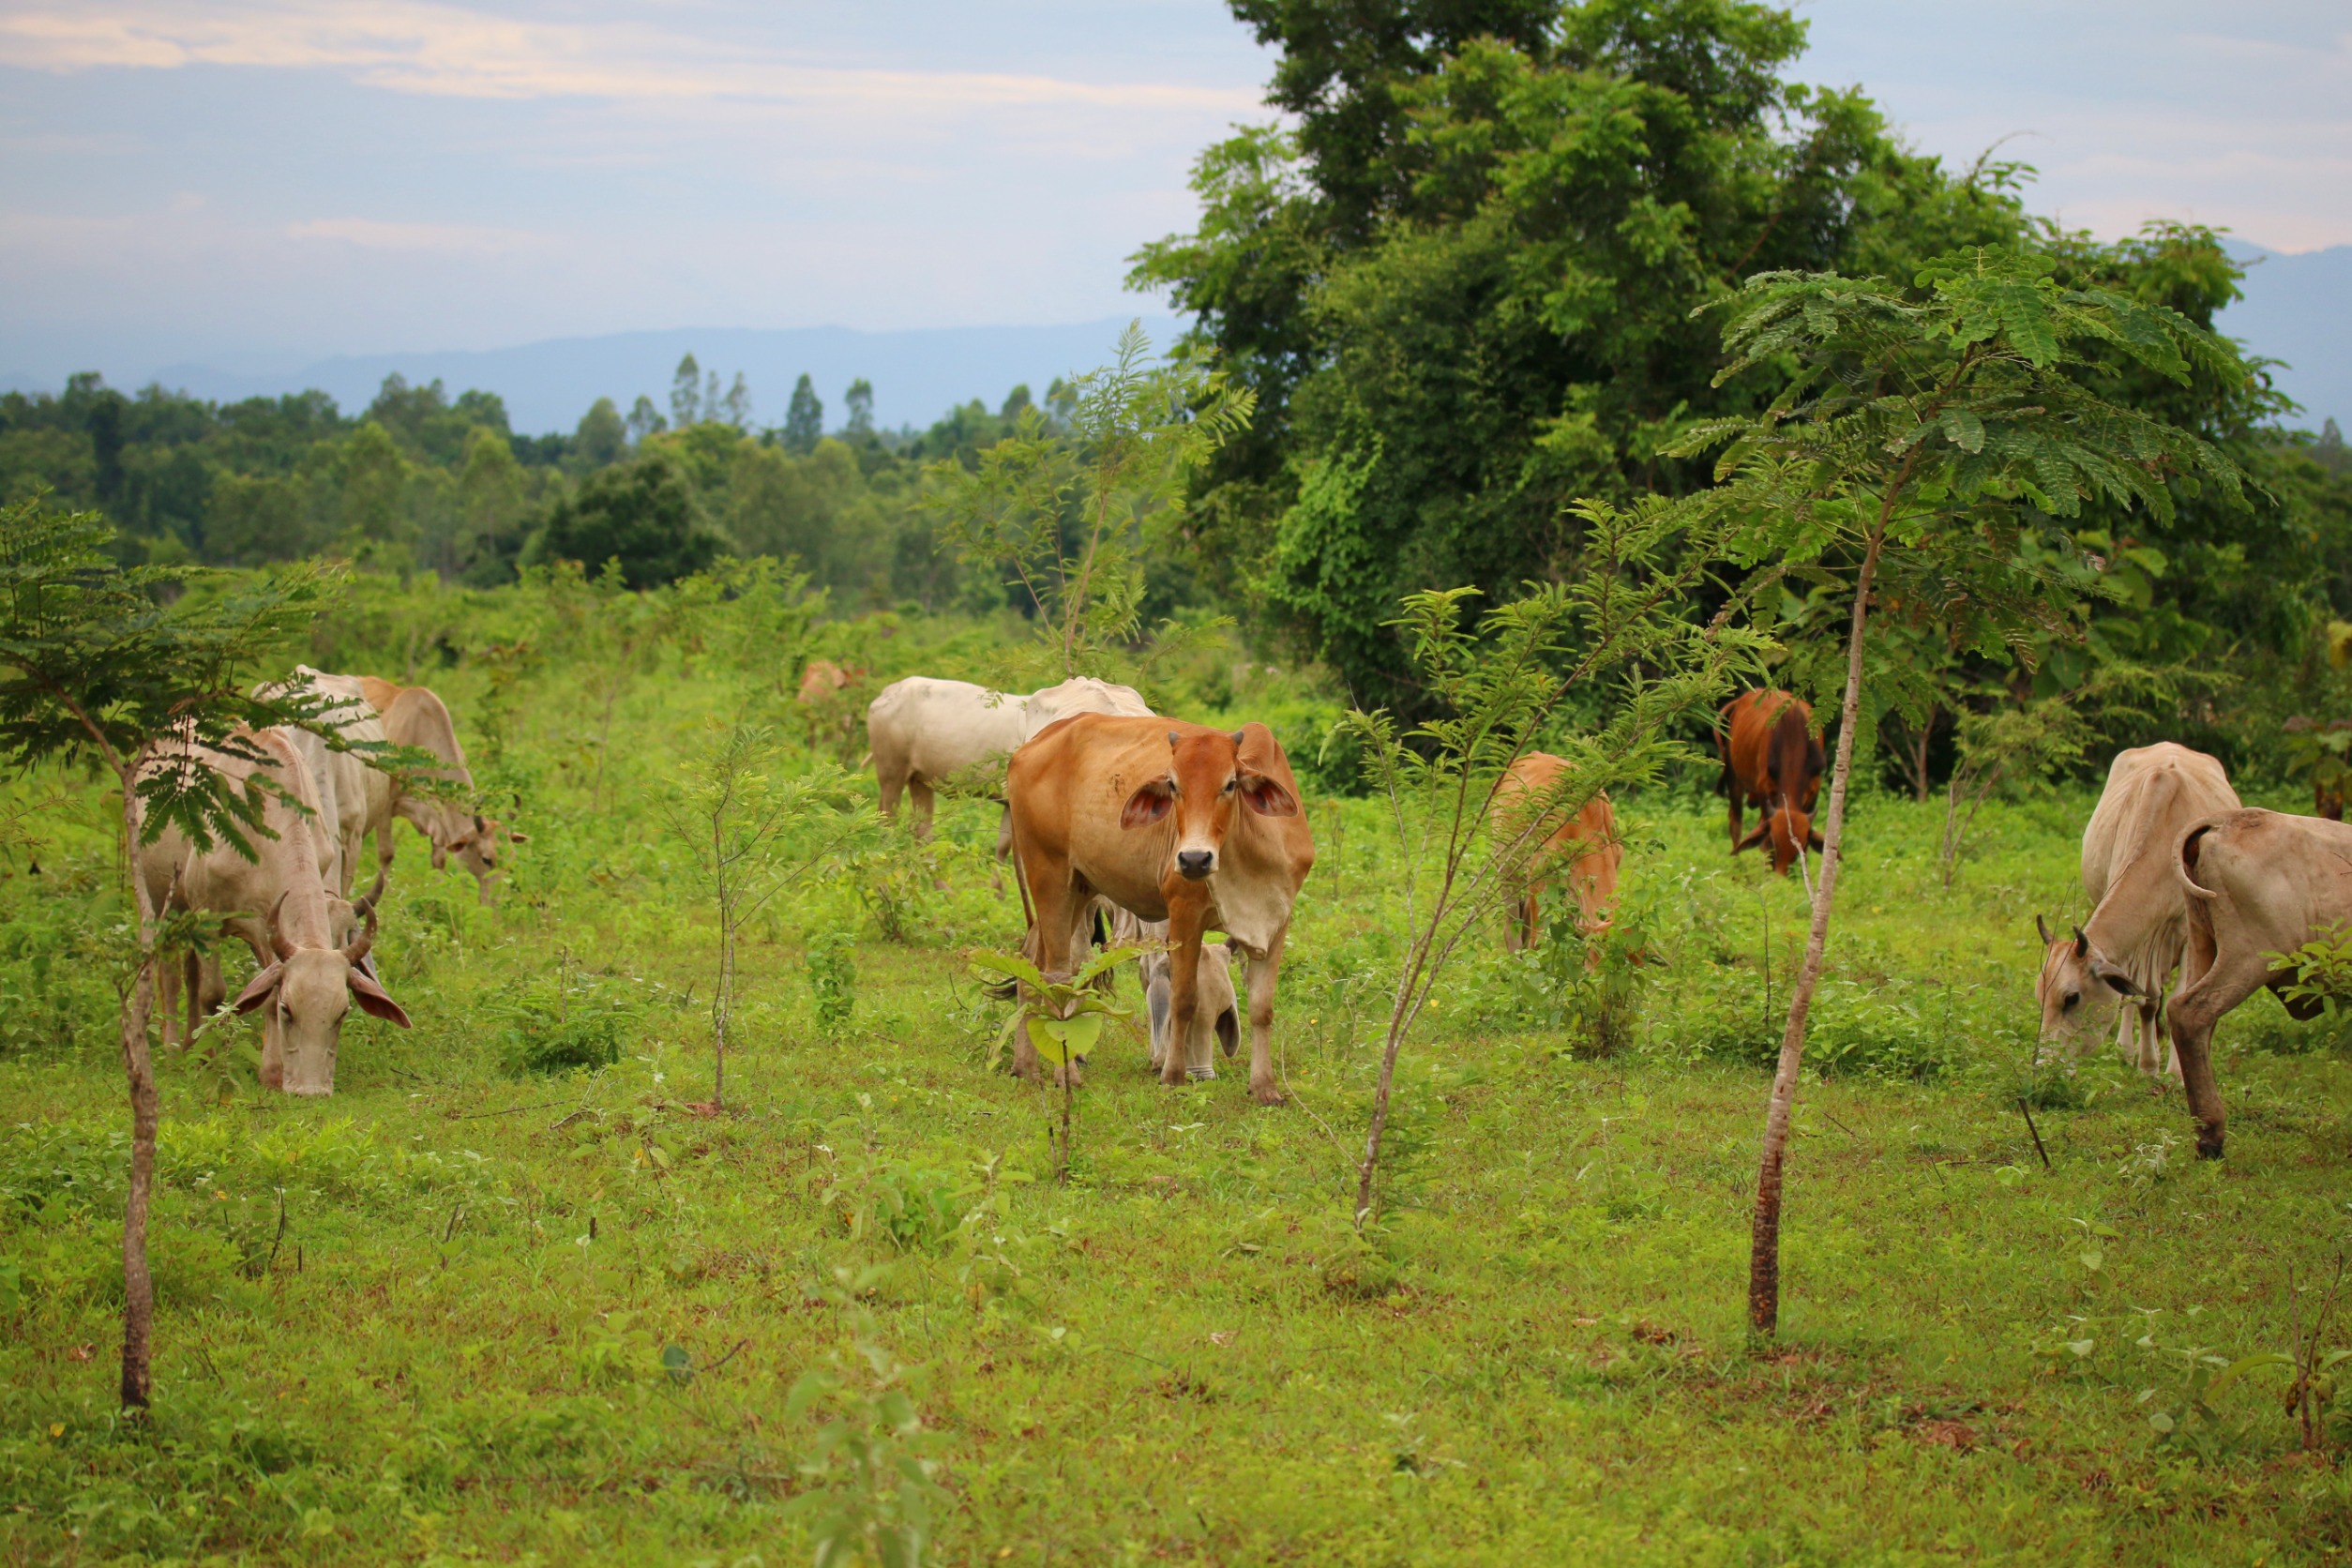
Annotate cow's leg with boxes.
[1160,908,1205,1090]
[1726,791,1743,852]
[1243,928,1289,1106]
[907,778,937,842]
[157,949,181,1050]
[195,952,226,1039]
[1012,847,1079,1085]
[2167,947,2272,1160]
[1144,957,1172,1072]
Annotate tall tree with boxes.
[626,395,668,445]
[1132,0,2030,705]
[784,374,825,455]
[843,379,876,438]
[720,373,753,430]
[1678,249,2254,1334]
[573,397,628,470]
[529,449,728,590]
[671,354,704,430]
[0,495,345,1408]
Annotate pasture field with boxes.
[4,610,2352,1566]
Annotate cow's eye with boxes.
[2062,990,2080,1010]
[1222,777,1237,794]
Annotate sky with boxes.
[0,0,2345,388]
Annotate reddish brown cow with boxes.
[1005,716,1315,1104]
[1717,690,1825,876]
[1492,753,1622,954]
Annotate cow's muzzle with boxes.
[1176,849,1214,881]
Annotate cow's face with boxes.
[2032,915,2140,1060]
[448,813,525,905]
[1737,798,1822,876]
[233,907,412,1095]
[1121,725,1299,882]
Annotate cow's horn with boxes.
[267,894,295,959]
[2071,924,2090,957]
[473,812,486,833]
[343,898,378,967]
[1230,728,1245,746]
[1167,730,1180,747]
[354,867,386,916]
[2036,912,2053,946]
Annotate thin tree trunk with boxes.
[116,771,158,1410]
[1748,525,1884,1337]
[1354,939,1430,1227]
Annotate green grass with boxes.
[7,628,2352,1565]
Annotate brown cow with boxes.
[1492,753,1622,954]
[1005,716,1314,1104]
[1717,690,1824,876]
[2160,808,2352,1158]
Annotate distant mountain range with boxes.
[2,316,1184,438]
[2219,245,2349,435]
[3,245,2341,438]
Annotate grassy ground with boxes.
[5,627,2352,1565]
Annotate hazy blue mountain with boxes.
[2,316,1183,437]
[4,246,2339,437]
[2220,244,2349,432]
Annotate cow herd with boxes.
[141,662,2352,1162]
[139,667,517,1094]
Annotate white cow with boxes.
[257,666,390,900]
[867,674,1153,839]
[2035,742,2240,1076]
[139,726,410,1093]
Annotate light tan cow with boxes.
[2035,743,2239,1077]
[1006,716,1314,1104]
[796,658,867,761]
[867,674,1153,839]
[257,666,390,899]
[359,675,521,903]
[138,727,410,1093]
[2160,808,2352,1158]
[1493,753,1623,956]
[1122,913,1242,1079]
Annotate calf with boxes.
[358,675,520,903]
[1717,690,1823,876]
[1005,716,1314,1104]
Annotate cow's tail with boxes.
[2178,819,2223,903]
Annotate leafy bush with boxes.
[489,972,644,1075]
[807,930,857,1036]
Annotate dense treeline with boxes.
[0,361,1064,611]
[1133,0,2352,746]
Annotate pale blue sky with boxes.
[1,1,2344,385]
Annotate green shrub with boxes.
[807,929,857,1036]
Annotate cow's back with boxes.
[2084,743,2239,905]
[381,686,472,784]
[1020,677,1153,743]
[868,676,1028,780]
[2186,808,2352,957]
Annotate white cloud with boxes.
[283,217,544,253]
[0,0,1261,113]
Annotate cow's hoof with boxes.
[2195,1129,2225,1161]
[1251,1084,1287,1107]
[1186,1067,1217,1081]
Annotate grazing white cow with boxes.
[2164,808,2352,1158]
[2034,743,2239,1077]
[138,727,410,1093]
[358,676,521,903]
[867,674,1153,839]
[257,666,390,899]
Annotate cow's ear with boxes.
[1806,827,1824,852]
[349,970,413,1028]
[1735,822,1770,852]
[1122,780,1173,830]
[2094,963,2143,999]
[506,830,531,844]
[1233,723,1299,816]
[1242,777,1299,817]
[231,963,284,1014]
